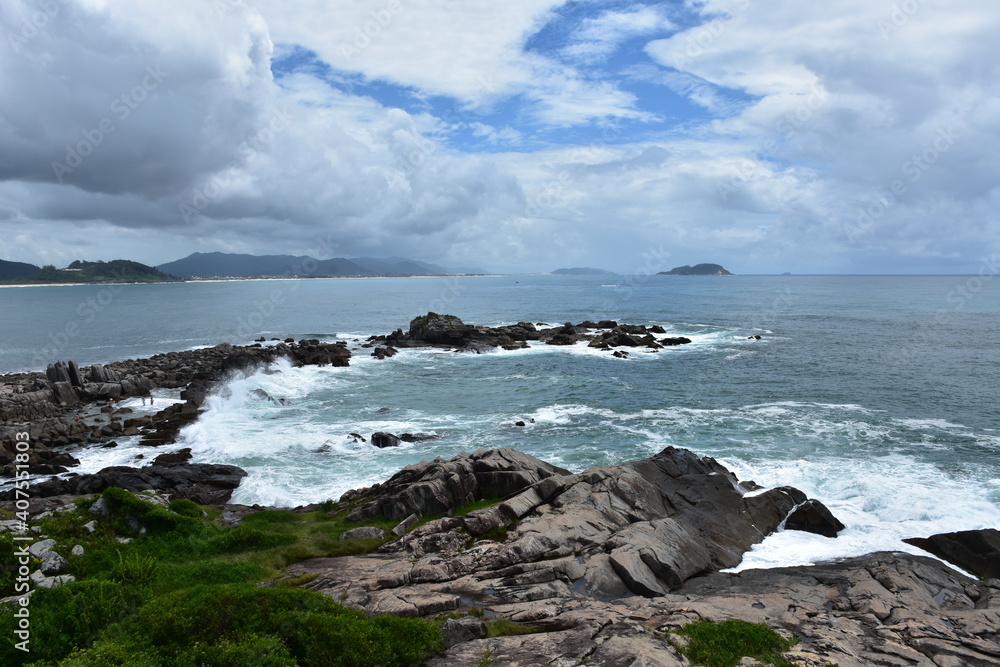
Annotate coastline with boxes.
[2,313,999,664]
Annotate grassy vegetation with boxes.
[485,619,542,638]
[673,619,799,667]
[0,488,440,666]
[453,498,500,516]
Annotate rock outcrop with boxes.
[367,313,694,355]
[290,447,840,614]
[0,340,350,476]
[905,529,1000,580]
[275,447,1000,666]
[0,462,247,505]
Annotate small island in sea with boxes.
[1,313,998,666]
[0,259,182,285]
[657,263,733,276]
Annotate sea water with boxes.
[2,274,998,570]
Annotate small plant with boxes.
[476,646,495,667]
[168,497,203,518]
[674,619,798,667]
[486,618,541,638]
[454,498,500,516]
[275,572,319,588]
[113,550,158,587]
[318,499,337,513]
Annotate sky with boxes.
[1,0,998,274]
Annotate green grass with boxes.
[674,619,799,667]
[485,619,542,638]
[0,488,440,666]
[453,498,500,516]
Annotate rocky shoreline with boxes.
[0,313,689,479]
[2,314,999,665]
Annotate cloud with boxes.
[1,0,999,274]
[561,5,675,63]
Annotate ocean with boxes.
[2,274,999,571]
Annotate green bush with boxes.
[62,584,441,667]
[0,580,144,666]
[111,551,158,588]
[167,498,202,518]
[99,488,179,534]
[674,619,798,667]
[175,633,296,667]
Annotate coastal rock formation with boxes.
[274,447,1000,666]
[0,340,350,476]
[290,447,839,612]
[0,462,248,505]
[905,529,1000,580]
[368,313,693,355]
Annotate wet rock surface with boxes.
[367,313,695,355]
[1,340,350,476]
[0,462,248,505]
[277,447,1000,666]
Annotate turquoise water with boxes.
[2,275,999,569]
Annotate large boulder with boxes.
[904,528,1000,580]
[785,499,846,538]
[407,313,473,346]
[342,448,571,522]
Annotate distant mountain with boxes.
[156,252,344,278]
[2,259,181,284]
[551,267,617,275]
[350,257,439,276]
[157,252,481,278]
[0,259,41,280]
[658,263,733,276]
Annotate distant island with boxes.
[657,263,733,276]
[551,267,617,275]
[0,259,181,285]
[157,252,482,279]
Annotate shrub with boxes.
[167,498,202,518]
[112,551,158,588]
[0,580,143,666]
[175,633,296,667]
[99,488,179,534]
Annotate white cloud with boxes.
[561,5,675,63]
[1,0,1000,274]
